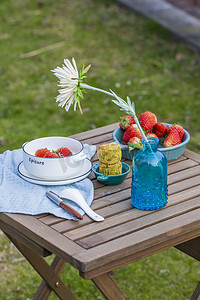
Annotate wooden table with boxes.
[0,123,200,300]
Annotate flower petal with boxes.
[64,59,77,77]
[52,58,83,113]
[72,57,79,77]
[58,86,75,94]
[65,94,75,111]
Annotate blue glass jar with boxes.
[131,137,168,211]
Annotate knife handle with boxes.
[60,201,83,220]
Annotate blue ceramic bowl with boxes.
[112,123,190,161]
[92,162,131,185]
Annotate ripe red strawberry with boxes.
[139,111,157,131]
[57,147,72,157]
[35,148,51,157]
[119,115,135,130]
[44,151,59,158]
[167,125,184,140]
[123,124,143,143]
[163,130,182,147]
[152,122,167,137]
[128,137,143,150]
[146,132,158,138]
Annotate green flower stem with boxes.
[81,83,149,143]
[81,83,114,97]
[111,91,148,143]
[126,99,148,142]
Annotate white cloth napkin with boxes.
[0,144,96,220]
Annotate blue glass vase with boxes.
[131,137,168,211]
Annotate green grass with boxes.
[0,0,200,299]
[0,232,200,300]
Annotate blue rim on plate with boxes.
[18,158,92,185]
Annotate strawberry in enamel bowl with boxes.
[128,136,143,150]
[57,147,72,157]
[163,129,182,147]
[123,124,143,144]
[163,125,184,148]
[119,115,135,130]
[152,122,167,137]
[146,132,158,138]
[35,147,72,158]
[166,124,184,140]
[35,148,51,157]
[114,111,190,161]
[139,111,157,131]
[44,151,60,158]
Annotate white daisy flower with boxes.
[52,58,115,114]
[51,58,147,142]
[51,57,82,113]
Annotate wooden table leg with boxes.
[5,233,76,300]
[33,256,67,300]
[175,237,200,262]
[92,272,127,300]
[190,282,200,300]
[175,237,200,300]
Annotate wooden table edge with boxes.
[70,209,200,273]
[79,228,200,280]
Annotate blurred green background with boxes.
[0,0,199,299]
[0,0,200,153]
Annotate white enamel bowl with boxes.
[23,136,87,180]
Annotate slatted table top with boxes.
[0,123,200,280]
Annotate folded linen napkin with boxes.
[0,144,96,220]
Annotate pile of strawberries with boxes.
[119,111,184,149]
[35,147,72,158]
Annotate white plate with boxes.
[18,158,92,186]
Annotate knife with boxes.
[59,188,104,222]
[46,191,83,220]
